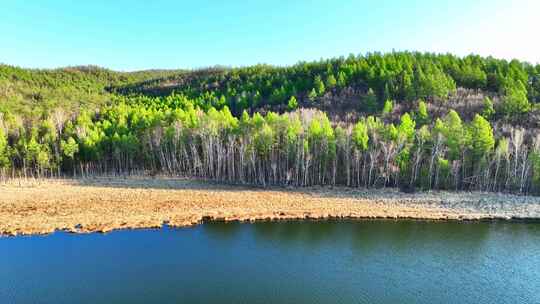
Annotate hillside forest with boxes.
[1,52,540,194]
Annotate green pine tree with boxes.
[481,96,495,120]
[326,74,337,89]
[501,80,530,117]
[470,114,495,161]
[314,75,326,95]
[287,96,298,111]
[308,88,318,102]
[416,100,429,126]
[382,100,393,116]
[362,88,378,113]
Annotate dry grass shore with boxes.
[1,177,539,236]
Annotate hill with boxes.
[0,64,182,116]
[1,52,540,194]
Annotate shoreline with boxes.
[6,218,540,239]
[1,177,539,236]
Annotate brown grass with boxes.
[1,177,538,236]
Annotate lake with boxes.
[1,220,539,304]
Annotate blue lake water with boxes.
[1,220,539,304]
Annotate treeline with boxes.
[2,52,539,121]
[1,52,540,194]
[1,102,540,194]
[117,52,540,117]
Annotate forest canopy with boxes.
[1,52,540,194]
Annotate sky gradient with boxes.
[1,0,538,71]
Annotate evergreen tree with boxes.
[287,96,298,111]
[313,75,326,96]
[326,74,337,89]
[382,100,393,116]
[308,88,318,102]
[470,114,495,161]
[362,88,378,113]
[481,96,495,120]
[416,100,429,126]
[442,110,465,161]
[500,80,530,117]
[336,71,347,88]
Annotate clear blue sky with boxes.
[1,0,538,71]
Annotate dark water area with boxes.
[1,220,539,304]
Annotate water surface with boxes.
[1,220,539,304]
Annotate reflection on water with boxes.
[1,220,539,304]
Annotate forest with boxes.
[1,52,540,194]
